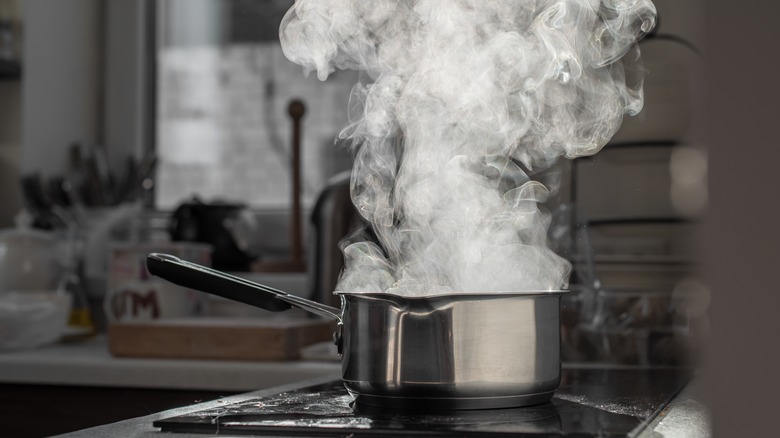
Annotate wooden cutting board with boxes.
[108,317,336,361]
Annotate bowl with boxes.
[0,291,72,351]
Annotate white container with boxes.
[0,228,61,292]
[104,242,212,322]
[0,291,72,351]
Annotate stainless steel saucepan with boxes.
[146,253,566,410]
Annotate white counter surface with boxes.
[0,336,341,391]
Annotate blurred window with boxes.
[155,0,355,210]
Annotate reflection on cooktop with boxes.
[155,368,689,437]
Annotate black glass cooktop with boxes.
[155,368,689,437]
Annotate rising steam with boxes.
[280,0,656,295]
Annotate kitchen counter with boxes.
[0,339,711,437]
[0,335,341,391]
[0,336,342,436]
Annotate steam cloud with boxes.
[280,0,656,295]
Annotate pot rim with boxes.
[334,289,569,299]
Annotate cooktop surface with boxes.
[155,368,689,437]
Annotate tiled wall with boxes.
[156,43,357,210]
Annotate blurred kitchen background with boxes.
[0,0,708,435]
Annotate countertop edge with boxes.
[0,336,342,391]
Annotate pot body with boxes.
[143,252,565,410]
[339,292,563,409]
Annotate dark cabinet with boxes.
[0,384,238,437]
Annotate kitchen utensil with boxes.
[20,173,65,230]
[91,144,115,205]
[47,176,72,209]
[132,152,158,204]
[147,253,566,410]
[115,155,138,203]
[83,149,106,207]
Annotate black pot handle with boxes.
[146,253,342,321]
